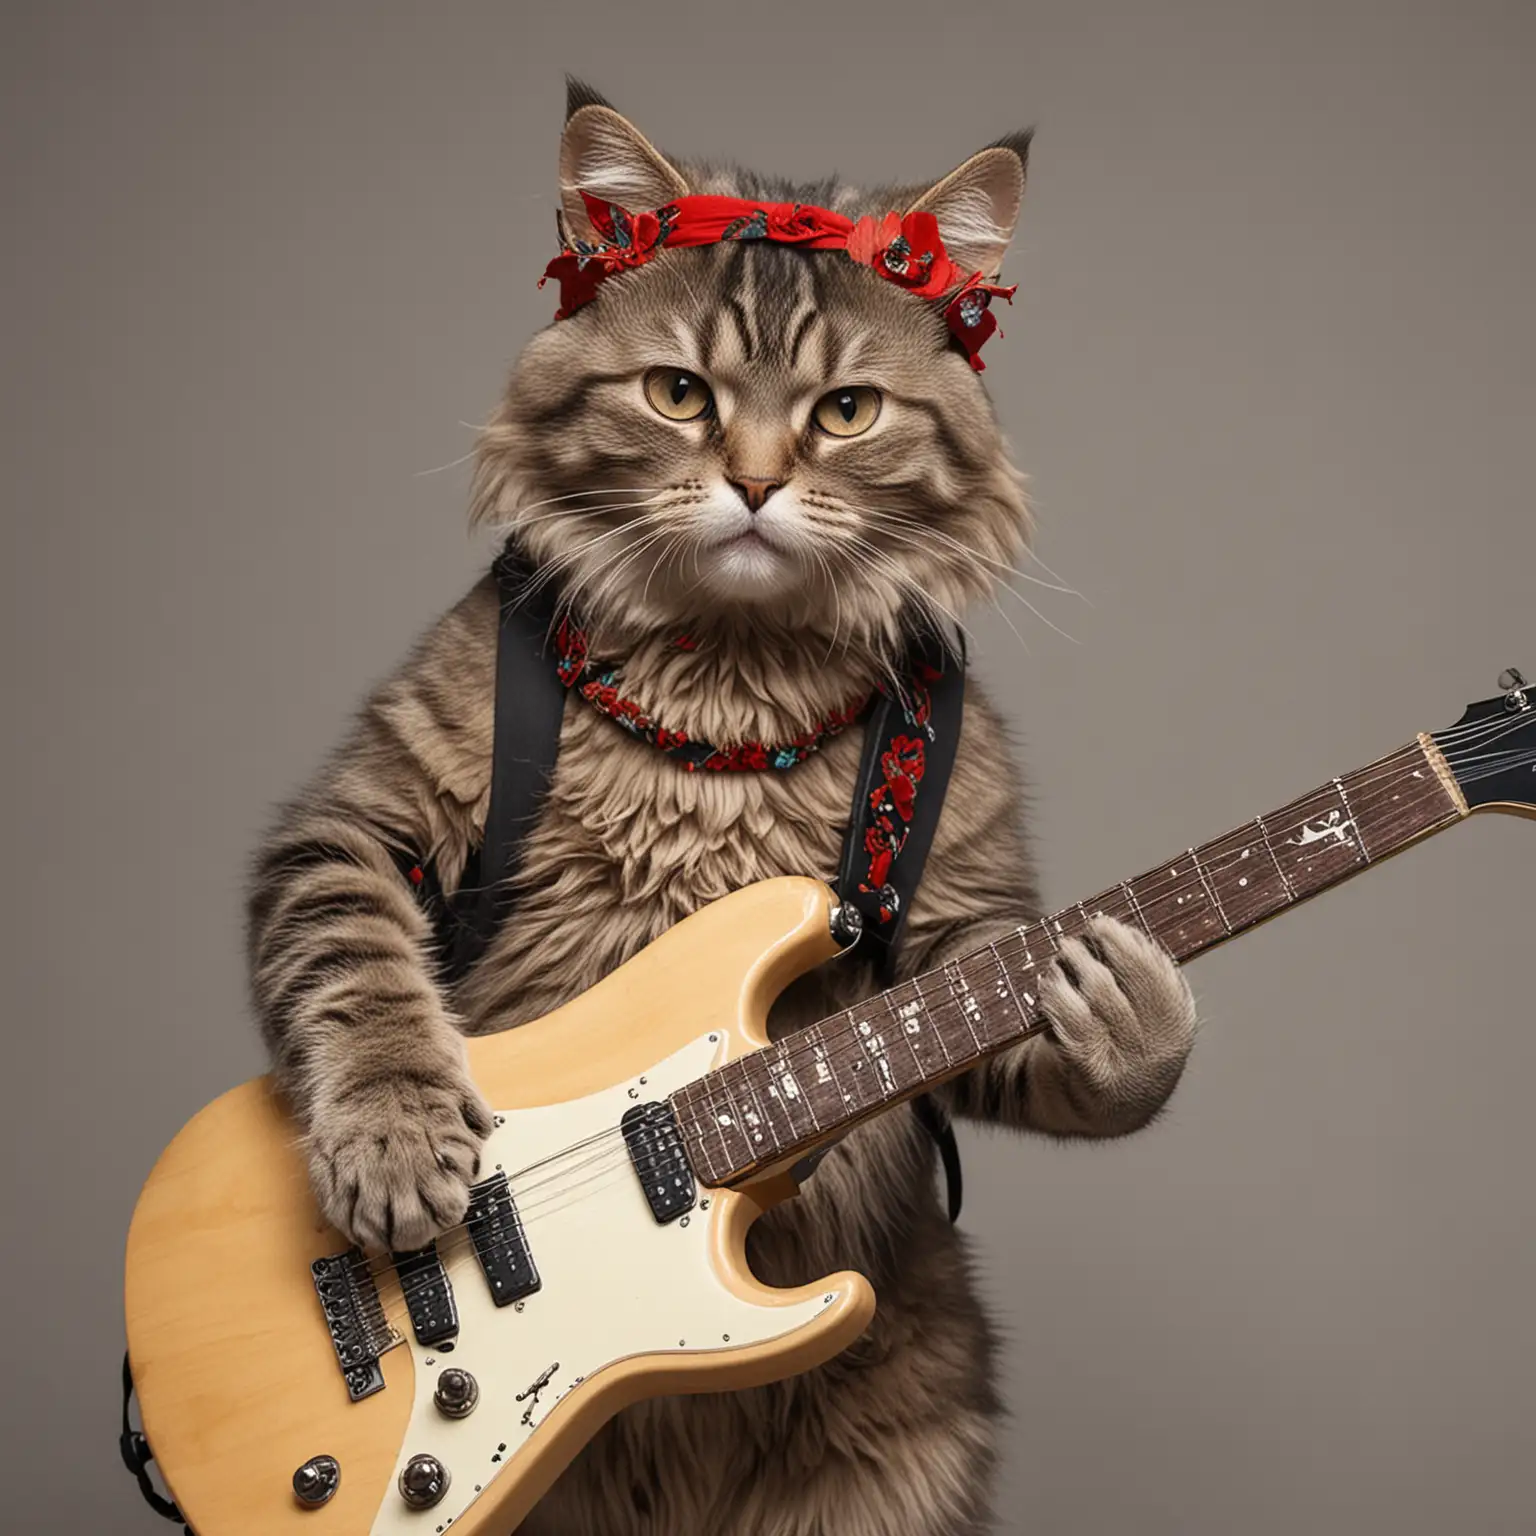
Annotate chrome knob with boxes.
[399,1453,450,1510]
[433,1367,479,1418]
[292,1454,340,1508]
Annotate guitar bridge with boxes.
[310,1249,400,1402]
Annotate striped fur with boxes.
[247,83,1197,1536]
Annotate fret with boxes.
[1010,926,1042,1007]
[889,980,952,1078]
[925,969,981,1070]
[1332,776,1371,861]
[676,736,1471,1191]
[1050,909,1082,944]
[837,1008,888,1115]
[1252,811,1299,903]
[982,941,1033,1040]
[730,1056,780,1158]
[1128,856,1221,961]
[1339,743,1460,859]
[769,1038,821,1138]
[1199,825,1290,932]
[1266,782,1368,899]
[909,969,965,1071]
[883,988,930,1082]
[1189,847,1233,935]
[941,960,987,1056]
[802,1021,850,1127]
[692,1073,755,1177]
[1116,880,1153,935]
[1058,901,1094,940]
[850,1004,906,1100]
[815,1013,868,1115]
[746,1050,801,1151]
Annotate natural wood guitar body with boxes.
[124,877,876,1535]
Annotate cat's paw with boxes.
[1037,915,1197,1130]
[307,1069,494,1252]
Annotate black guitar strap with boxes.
[120,1354,189,1529]
[398,549,968,1220]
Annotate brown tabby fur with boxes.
[247,83,1197,1536]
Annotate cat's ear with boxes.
[908,131,1032,280]
[559,82,689,245]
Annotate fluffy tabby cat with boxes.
[247,81,1199,1536]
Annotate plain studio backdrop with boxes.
[3,2,1532,1531]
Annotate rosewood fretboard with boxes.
[671,737,1466,1188]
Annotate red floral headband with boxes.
[541,192,1016,371]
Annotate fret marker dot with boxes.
[1239,877,1248,887]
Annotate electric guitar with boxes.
[124,670,1536,1534]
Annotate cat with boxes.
[246,79,1198,1536]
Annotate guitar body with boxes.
[125,877,875,1535]
[124,673,1532,1534]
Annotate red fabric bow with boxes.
[540,192,1014,370]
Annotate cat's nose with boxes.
[729,477,783,513]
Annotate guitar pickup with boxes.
[621,1102,696,1224]
[310,1248,399,1402]
[391,1244,459,1347]
[466,1172,541,1307]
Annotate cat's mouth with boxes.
[716,528,779,552]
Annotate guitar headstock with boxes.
[1432,668,1536,816]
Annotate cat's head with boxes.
[474,80,1033,652]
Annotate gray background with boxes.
[3,1,1532,1531]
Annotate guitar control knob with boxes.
[292,1454,340,1508]
[399,1453,450,1510]
[434,1367,479,1418]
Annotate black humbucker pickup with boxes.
[621,1101,697,1224]
[391,1243,459,1347]
[310,1248,396,1402]
[466,1172,541,1307]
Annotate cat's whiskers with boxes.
[837,529,980,661]
[485,487,668,534]
[555,510,693,620]
[582,525,685,616]
[847,513,1039,652]
[510,488,669,527]
[509,508,678,608]
[843,504,1079,646]
[855,505,1081,597]
[512,497,670,535]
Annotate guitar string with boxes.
[365,729,1506,1285]
[341,732,1493,1304]
[665,736,1491,1165]
[334,715,1531,1310]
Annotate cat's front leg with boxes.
[940,916,1197,1138]
[305,1028,493,1253]
[251,813,495,1250]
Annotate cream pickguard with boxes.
[371,1033,840,1535]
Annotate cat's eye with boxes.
[644,368,714,422]
[812,386,882,438]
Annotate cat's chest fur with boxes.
[457,701,868,1034]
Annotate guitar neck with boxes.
[673,734,1469,1188]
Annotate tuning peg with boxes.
[1498,668,1527,692]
